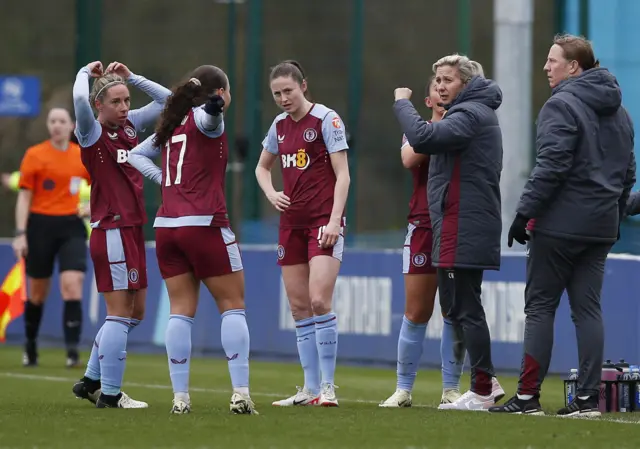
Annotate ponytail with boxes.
[154,78,207,148]
[154,66,229,148]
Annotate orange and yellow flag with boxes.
[0,259,26,342]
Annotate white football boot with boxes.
[318,383,339,407]
[171,393,191,414]
[96,391,148,408]
[440,389,462,404]
[379,389,412,408]
[272,386,320,406]
[230,392,258,414]
[438,390,493,411]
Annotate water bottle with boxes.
[600,359,619,413]
[566,369,578,405]
[631,367,640,412]
[616,359,631,412]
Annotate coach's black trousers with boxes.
[438,268,495,396]
[517,233,612,397]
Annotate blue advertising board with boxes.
[0,76,40,117]
[2,242,639,374]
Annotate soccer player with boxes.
[127,65,257,415]
[381,72,505,408]
[71,60,171,409]
[6,108,90,368]
[255,60,350,407]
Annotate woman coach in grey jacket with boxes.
[393,54,503,411]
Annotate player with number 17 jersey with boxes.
[263,104,349,265]
[128,106,239,280]
[154,112,230,228]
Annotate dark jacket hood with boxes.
[554,68,622,116]
[447,76,503,111]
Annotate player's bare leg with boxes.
[204,270,257,415]
[165,272,200,414]
[380,273,437,408]
[272,264,321,406]
[309,255,341,407]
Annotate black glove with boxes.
[508,213,530,247]
[204,94,225,116]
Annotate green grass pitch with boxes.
[0,346,638,448]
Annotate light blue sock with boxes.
[129,318,141,332]
[165,315,193,394]
[84,324,105,381]
[397,316,427,392]
[441,317,466,390]
[314,312,338,385]
[221,309,250,393]
[295,317,321,395]
[98,316,130,396]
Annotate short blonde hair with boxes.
[432,54,483,84]
[90,74,126,105]
[469,60,485,77]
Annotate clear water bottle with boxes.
[566,368,578,405]
[616,359,631,412]
[631,367,640,412]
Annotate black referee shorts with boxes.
[25,213,88,279]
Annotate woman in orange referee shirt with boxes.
[12,107,91,368]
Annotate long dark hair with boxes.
[154,65,228,148]
[269,59,311,100]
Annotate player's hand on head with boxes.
[86,61,103,78]
[12,234,27,260]
[394,87,413,101]
[105,61,131,78]
[319,221,341,249]
[267,191,290,212]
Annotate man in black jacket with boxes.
[490,34,636,417]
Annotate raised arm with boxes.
[393,99,476,154]
[72,64,102,147]
[127,72,172,131]
[105,62,172,132]
[193,94,226,138]
[127,134,163,185]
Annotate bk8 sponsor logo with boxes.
[281,149,310,170]
[116,149,130,164]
